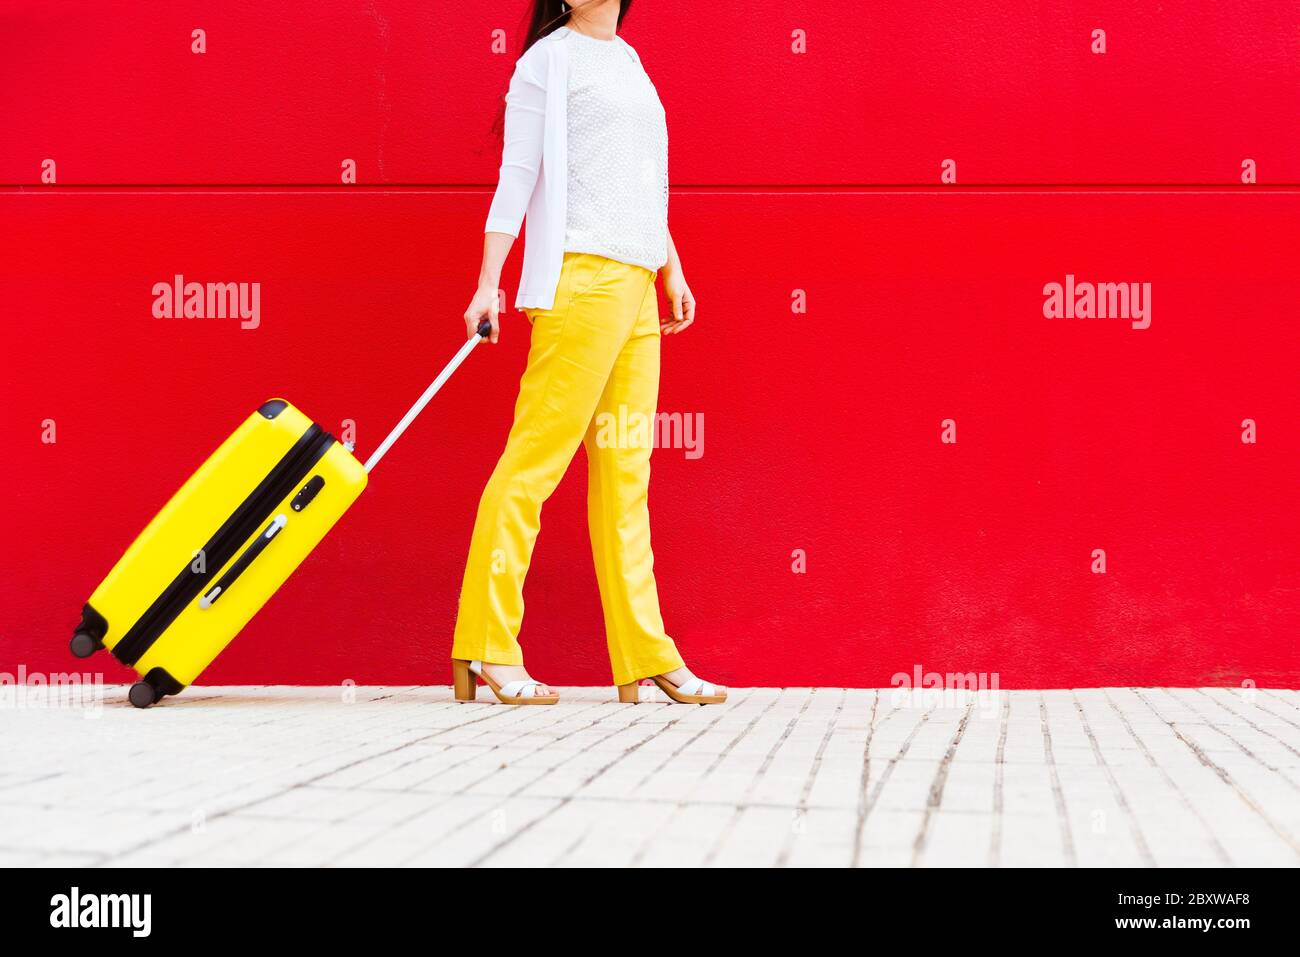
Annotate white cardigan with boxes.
[484,27,650,311]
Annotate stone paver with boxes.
[2,685,1297,867]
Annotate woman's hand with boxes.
[464,283,501,344]
[660,266,695,335]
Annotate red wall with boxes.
[2,1,1297,688]
[4,2,1298,185]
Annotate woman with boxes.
[451,0,726,706]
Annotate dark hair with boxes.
[491,1,635,139]
[523,0,634,53]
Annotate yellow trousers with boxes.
[451,252,685,686]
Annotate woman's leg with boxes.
[452,254,647,667]
[583,274,686,687]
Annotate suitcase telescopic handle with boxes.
[362,319,493,473]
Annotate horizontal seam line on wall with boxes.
[2,184,1296,195]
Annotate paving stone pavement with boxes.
[2,686,1298,867]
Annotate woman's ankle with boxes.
[477,661,552,696]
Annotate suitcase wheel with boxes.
[69,630,102,659]
[128,681,159,709]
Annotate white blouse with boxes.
[484,26,669,310]
[563,30,668,273]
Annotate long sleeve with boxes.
[484,52,547,237]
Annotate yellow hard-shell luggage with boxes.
[70,323,491,707]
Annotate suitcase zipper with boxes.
[112,423,334,667]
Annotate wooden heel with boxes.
[452,659,477,702]
[617,682,640,704]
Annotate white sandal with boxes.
[618,674,727,705]
[452,659,559,705]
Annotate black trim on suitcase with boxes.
[77,603,109,641]
[112,424,335,667]
[144,667,185,697]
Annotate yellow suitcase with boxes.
[70,324,490,707]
